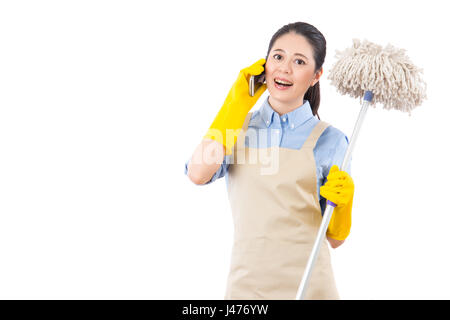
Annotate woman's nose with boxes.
[278,60,292,73]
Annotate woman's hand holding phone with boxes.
[203,58,267,155]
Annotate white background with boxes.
[0,0,449,299]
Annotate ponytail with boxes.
[304,81,321,120]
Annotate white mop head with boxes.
[327,39,427,114]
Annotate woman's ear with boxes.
[311,67,323,87]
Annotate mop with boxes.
[296,38,427,300]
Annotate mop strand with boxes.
[327,38,427,114]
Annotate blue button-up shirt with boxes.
[185,97,351,215]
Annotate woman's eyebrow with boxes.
[273,49,309,60]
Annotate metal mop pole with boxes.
[295,91,373,300]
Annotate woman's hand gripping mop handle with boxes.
[295,91,373,300]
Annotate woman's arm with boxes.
[327,236,345,249]
[186,139,226,185]
[187,59,266,185]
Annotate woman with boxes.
[185,22,354,300]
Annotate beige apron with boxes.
[224,112,339,300]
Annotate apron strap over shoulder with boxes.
[242,112,253,131]
[302,121,330,149]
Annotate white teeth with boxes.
[275,78,293,85]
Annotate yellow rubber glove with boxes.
[320,165,355,241]
[203,58,267,155]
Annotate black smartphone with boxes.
[249,64,266,97]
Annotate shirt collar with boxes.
[260,96,314,129]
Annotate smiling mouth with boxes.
[274,78,293,89]
[274,78,293,87]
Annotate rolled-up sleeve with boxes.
[329,133,351,176]
[319,132,351,215]
[184,155,231,185]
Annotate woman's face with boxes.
[265,32,322,110]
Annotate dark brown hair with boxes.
[265,22,326,119]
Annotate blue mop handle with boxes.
[296,90,374,300]
[340,90,374,173]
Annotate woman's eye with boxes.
[273,54,305,65]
